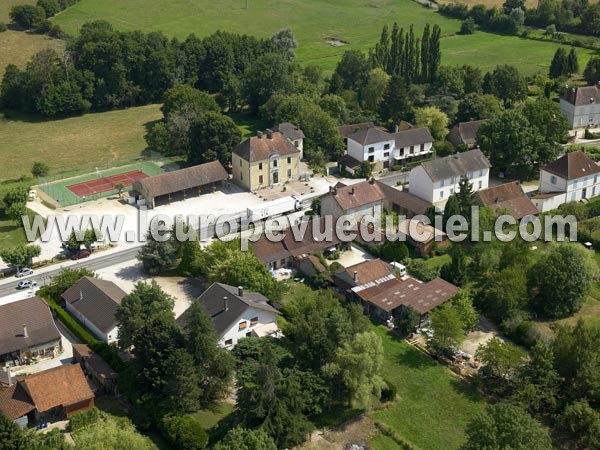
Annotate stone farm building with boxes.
[132,160,228,208]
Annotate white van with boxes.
[390,262,406,277]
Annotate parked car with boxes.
[17,280,37,290]
[15,268,34,278]
[71,250,91,260]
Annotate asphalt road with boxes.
[377,172,409,187]
[0,245,142,297]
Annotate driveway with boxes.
[336,244,376,268]
[459,314,501,356]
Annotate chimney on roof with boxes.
[394,124,399,133]
[257,130,263,139]
[238,286,244,297]
[353,271,358,283]
[369,177,375,184]
[22,324,28,339]
[350,187,355,195]
[79,289,83,301]
[223,297,229,312]
[266,129,273,139]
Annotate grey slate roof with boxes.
[62,277,126,334]
[561,85,600,106]
[0,297,61,357]
[419,149,491,182]
[450,120,487,146]
[393,127,434,148]
[347,127,393,145]
[177,282,279,337]
[273,122,305,141]
[338,122,375,139]
[542,151,600,180]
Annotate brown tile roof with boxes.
[282,217,342,258]
[542,151,600,180]
[251,237,290,263]
[327,180,386,211]
[359,276,459,314]
[396,219,447,245]
[0,384,34,420]
[0,297,61,357]
[233,131,299,162]
[561,85,600,106]
[375,182,431,216]
[273,122,304,141]
[476,181,538,219]
[393,127,434,148]
[20,364,94,413]
[134,161,228,199]
[332,259,394,291]
[338,122,375,139]
[62,277,126,334]
[72,344,118,380]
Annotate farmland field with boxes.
[0,104,162,181]
[371,326,485,450]
[0,31,65,75]
[51,0,597,74]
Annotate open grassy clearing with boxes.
[0,30,65,75]
[0,0,34,22]
[0,104,162,181]
[51,0,598,74]
[371,325,485,450]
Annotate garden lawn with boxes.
[0,104,162,181]
[371,325,485,450]
[370,434,405,450]
[0,30,65,76]
[51,0,596,74]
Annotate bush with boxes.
[460,17,476,35]
[391,164,403,171]
[329,261,344,272]
[9,4,46,29]
[69,408,102,431]
[160,415,208,450]
[326,249,340,260]
[585,127,600,139]
[0,22,7,32]
[545,24,557,35]
[380,378,398,402]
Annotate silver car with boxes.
[17,280,37,290]
[15,268,34,278]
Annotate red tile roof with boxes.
[476,181,538,219]
[327,180,386,211]
[0,384,34,420]
[20,364,94,413]
[233,131,299,162]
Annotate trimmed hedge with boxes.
[69,407,102,431]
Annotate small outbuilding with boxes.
[132,160,228,208]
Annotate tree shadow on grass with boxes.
[449,377,484,404]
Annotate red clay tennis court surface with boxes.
[67,170,149,198]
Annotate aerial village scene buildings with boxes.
[2,0,600,449]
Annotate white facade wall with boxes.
[540,169,600,202]
[532,194,567,212]
[393,142,433,161]
[347,137,395,164]
[409,166,489,204]
[560,98,600,129]
[218,307,279,349]
[65,302,118,343]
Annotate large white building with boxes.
[338,123,434,172]
[560,84,600,129]
[532,151,600,212]
[408,149,491,205]
[177,283,281,349]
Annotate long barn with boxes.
[132,161,228,208]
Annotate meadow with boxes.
[51,0,598,74]
[0,104,162,181]
[371,326,485,449]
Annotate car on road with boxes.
[15,268,34,278]
[17,280,37,290]
[71,250,91,260]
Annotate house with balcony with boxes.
[532,151,600,212]
[177,283,281,349]
[560,84,600,129]
[408,149,491,205]
[337,123,434,172]
[232,130,300,191]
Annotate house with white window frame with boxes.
[408,149,492,205]
[338,123,434,172]
[532,151,600,212]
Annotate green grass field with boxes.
[372,326,485,450]
[50,0,598,74]
[39,161,163,206]
[0,104,162,181]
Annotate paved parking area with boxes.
[336,244,376,268]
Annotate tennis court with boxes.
[39,161,164,207]
[67,170,149,198]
